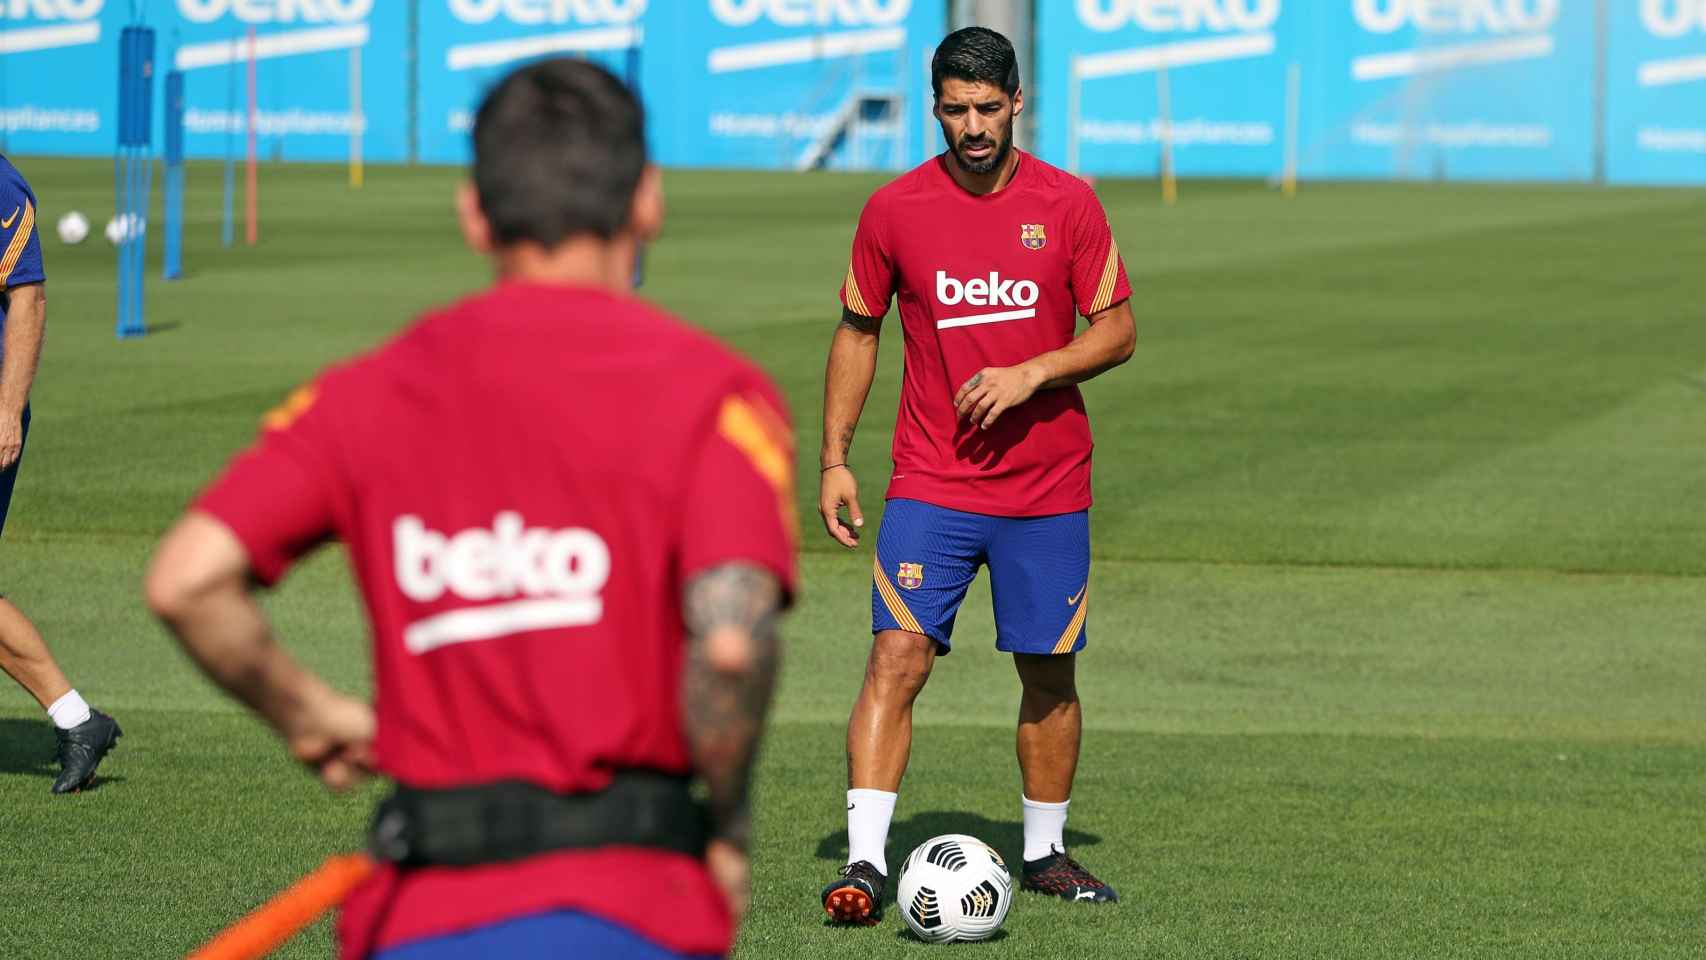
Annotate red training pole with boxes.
[245,26,257,246]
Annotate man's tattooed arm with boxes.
[682,562,784,851]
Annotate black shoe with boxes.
[52,710,121,794]
[1021,847,1118,903]
[821,859,886,925]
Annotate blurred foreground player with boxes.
[817,28,1134,922]
[147,60,796,958]
[0,155,121,794]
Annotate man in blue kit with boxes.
[0,156,121,794]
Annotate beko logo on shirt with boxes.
[934,270,1040,331]
[394,512,611,654]
[709,0,910,28]
[936,270,1039,309]
[178,0,371,23]
[448,0,646,25]
[1644,0,1706,37]
[0,0,104,18]
[1078,0,1279,33]
[1352,0,1557,33]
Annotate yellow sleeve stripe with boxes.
[1089,238,1122,315]
[0,200,35,289]
[718,394,800,544]
[262,384,318,432]
[872,556,926,636]
[1051,589,1088,654]
[843,262,871,317]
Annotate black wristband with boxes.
[821,463,848,473]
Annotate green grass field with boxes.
[1,159,1703,958]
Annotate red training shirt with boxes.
[195,281,799,958]
[839,149,1132,517]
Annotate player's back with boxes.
[327,281,785,792]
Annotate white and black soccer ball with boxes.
[896,833,1013,943]
[56,210,89,245]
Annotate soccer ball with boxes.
[896,834,1012,943]
[105,213,145,245]
[56,211,89,245]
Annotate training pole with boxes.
[349,45,363,189]
[1157,62,1176,206]
[222,31,237,247]
[115,21,155,338]
[1282,62,1300,199]
[245,25,257,246]
[164,65,185,279]
[187,854,375,960]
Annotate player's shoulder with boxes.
[1021,151,1099,206]
[861,155,945,219]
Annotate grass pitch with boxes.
[0,160,1702,958]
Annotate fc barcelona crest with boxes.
[897,562,924,590]
[1020,223,1046,251]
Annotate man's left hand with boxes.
[283,688,376,791]
[954,364,1043,430]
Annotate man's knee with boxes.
[863,630,935,699]
[1015,653,1078,704]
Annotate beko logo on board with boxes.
[1077,0,1280,33]
[178,0,372,23]
[1352,0,1557,34]
[709,0,910,28]
[447,0,646,25]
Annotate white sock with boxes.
[47,689,91,730]
[1022,795,1070,862]
[846,788,898,876]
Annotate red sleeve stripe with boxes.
[0,200,35,289]
[1089,237,1122,315]
[843,262,872,317]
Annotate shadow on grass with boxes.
[815,809,1102,894]
[896,927,1009,945]
[0,716,55,777]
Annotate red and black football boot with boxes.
[821,860,886,925]
[1021,847,1118,903]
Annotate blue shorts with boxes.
[374,909,718,960]
[0,406,28,539]
[871,498,1089,656]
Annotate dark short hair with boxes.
[931,27,1020,99]
[472,58,646,247]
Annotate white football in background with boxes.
[56,210,89,245]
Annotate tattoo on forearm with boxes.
[839,306,881,335]
[682,563,784,851]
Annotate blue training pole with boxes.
[115,23,154,339]
[164,68,184,280]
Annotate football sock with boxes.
[47,689,91,730]
[1022,795,1070,862]
[846,788,898,876]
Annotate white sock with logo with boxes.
[47,689,91,730]
[1022,795,1070,863]
[846,788,898,876]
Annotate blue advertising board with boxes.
[164,0,408,163]
[417,0,648,166]
[655,0,943,170]
[1035,0,1295,177]
[1606,0,1706,184]
[1298,0,1596,182]
[0,1,122,157]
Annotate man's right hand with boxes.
[0,409,22,471]
[706,838,751,922]
[818,465,863,548]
